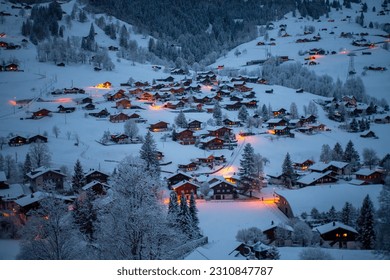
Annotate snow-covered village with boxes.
[0,0,389,262]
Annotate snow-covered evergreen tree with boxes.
[178,193,195,239]
[340,201,357,227]
[307,100,318,117]
[238,105,249,123]
[239,143,260,195]
[72,189,97,241]
[189,191,201,238]
[282,152,295,188]
[140,131,161,177]
[357,195,376,249]
[175,111,188,128]
[72,159,85,193]
[23,153,32,182]
[261,104,269,121]
[343,140,360,171]
[376,179,390,258]
[167,191,180,227]
[332,142,344,161]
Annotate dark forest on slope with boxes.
[85,0,328,64]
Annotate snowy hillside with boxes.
[0,0,389,261]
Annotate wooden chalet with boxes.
[171,68,187,75]
[187,120,202,130]
[269,126,290,136]
[243,99,258,108]
[109,112,129,123]
[106,89,126,101]
[170,87,186,95]
[32,108,52,119]
[174,129,196,145]
[309,161,350,176]
[82,180,109,195]
[223,118,242,127]
[225,102,243,111]
[134,81,149,87]
[138,92,154,101]
[115,99,131,109]
[265,88,274,94]
[360,131,377,138]
[210,180,237,200]
[58,105,76,113]
[300,115,317,124]
[149,121,169,132]
[200,137,224,150]
[129,88,144,95]
[293,159,314,171]
[236,85,253,93]
[164,101,185,109]
[314,221,359,248]
[8,135,28,146]
[262,222,294,246]
[355,169,384,184]
[85,170,110,184]
[171,180,198,199]
[110,133,129,144]
[266,118,287,128]
[79,97,93,104]
[28,134,48,144]
[273,108,287,117]
[297,171,337,187]
[178,162,198,172]
[26,167,66,191]
[166,172,193,187]
[208,126,232,138]
[83,103,95,110]
[89,108,110,118]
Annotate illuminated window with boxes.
[343,233,348,237]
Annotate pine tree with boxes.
[189,191,201,238]
[73,189,97,241]
[175,111,188,128]
[140,131,160,177]
[332,142,344,161]
[72,159,85,193]
[261,104,269,121]
[327,206,338,222]
[376,180,390,257]
[239,143,259,195]
[178,193,195,239]
[119,25,129,48]
[167,191,180,227]
[282,152,295,188]
[343,140,360,171]
[357,195,376,249]
[290,102,299,119]
[238,105,249,122]
[341,201,357,227]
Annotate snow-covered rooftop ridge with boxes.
[314,221,358,235]
[0,184,27,201]
[26,167,65,179]
[355,168,382,176]
[297,171,333,185]
[171,180,199,190]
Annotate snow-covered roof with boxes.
[14,191,46,207]
[262,223,294,233]
[200,136,218,143]
[273,126,288,130]
[266,118,285,124]
[314,221,358,235]
[82,180,110,191]
[355,168,381,176]
[209,179,236,189]
[349,179,368,186]
[166,171,193,180]
[84,169,110,177]
[171,180,199,190]
[328,161,349,169]
[309,162,330,172]
[297,171,333,185]
[276,184,383,216]
[0,184,27,201]
[26,167,65,179]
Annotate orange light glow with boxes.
[54,97,72,103]
[268,129,276,135]
[94,83,111,89]
[9,100,17,106]
[150,104,162,111]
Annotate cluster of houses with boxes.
[0,63,20,72]
[0,168,110,223]
[269,158,385,188]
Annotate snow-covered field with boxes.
[0,0,389,260]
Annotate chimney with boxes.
[332,221,336,226]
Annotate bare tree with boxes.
[362,148,379,169]
[29,141,51,168]
[52,125,60,138]
[124,120,139,141]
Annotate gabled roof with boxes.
[0,184,27,201]
[209,179,236,189]
[314,221,358,235]
[166,171,193,181]
[328,161,349,169]
[26,167,66,179]
[262,223,294,233]
[82,180,110,191]
[14,191,46,207]
[84,169,110,177]
[171,180,199,190]
[355,168,382,176]
[297,171,334,185]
